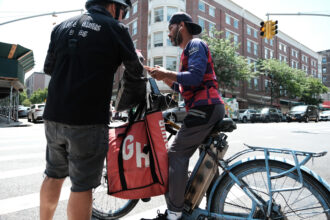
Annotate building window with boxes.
[132,2,137,14]
[322,57,327,63]
[292,49,298,58]
[209,23,215,37]
[265,48,268,59]
[166,31,172,46]
[148,12,151,25]
[132,20,137,35]
[198,1,205,12]
[254,78,259,90]
[126,10,130,19]
[209,6,215,17]
[283,45,287,52]
[154,7,164,23]
[265,38,268,44]
[247,41,251,53]
[253,29,257,38]
[166,57,177,71]
[167,7,178,21]
[133,40,137,48]
[233,35,238,45]
[265,79,269,92]
[147,36,151,49]
[270,50,273,59]
[154,32,163,47]
[154,57,163,67]
[233,19,238,28]
[247,26,251,35]
[225,14,231,25]
[226,31,231,40]
[198,17,205,31]
[254,43,258,56]
[323,68,327,74]
[270,39,273,46]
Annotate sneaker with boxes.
[141,210,168,220]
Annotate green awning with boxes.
[0,42,35,95]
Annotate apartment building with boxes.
[318,49,330,87]
[119,0,322,110]
[25,72,51,97]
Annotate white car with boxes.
[28,103,45,123]
[319,110,330,121]
[238,109,256,123]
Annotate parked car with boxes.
[27,103,45,123]
[18,105,30,118]
[276,109,286,122]
[319,110,330,121]
[238,109,256,123]
[162,101,187,122]
[287,105,319,123]
[251,107,282,123]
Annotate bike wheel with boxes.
[92,164,139,220]
[211,160,330,219]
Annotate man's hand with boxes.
[147,66,177,82]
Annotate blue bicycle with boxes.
[92,79,330,219]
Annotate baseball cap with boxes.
[169,12,202,35]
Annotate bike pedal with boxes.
[141,197,151,202]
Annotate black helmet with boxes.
[85,0,131,10]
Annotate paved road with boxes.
[0,119,329,219]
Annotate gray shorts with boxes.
[44,120,109,192]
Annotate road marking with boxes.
[0,166,44,179]
[0,153,44,162]
[0,186,71,215]
[0,145,45,152]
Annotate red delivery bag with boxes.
[107,111,168,199]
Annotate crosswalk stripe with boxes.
[0,166,44,179]
[0,153,44,162]
[0,145,45,152]
[0,186,71,215]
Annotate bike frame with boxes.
[194,144,329,220]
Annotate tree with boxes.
[300,76,328,105]
[19,90,28,106]
[257,59,328,105]
[202,30,253,95]
[29,88,48,104]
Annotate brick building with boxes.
[119,0,322,111]
[318,49,330,88]
[25,72,51,97]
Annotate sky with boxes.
[0,0,329,79]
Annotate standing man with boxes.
[144,12,225,220]
[40,0,145,220]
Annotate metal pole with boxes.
[0,9,84,26]
[8,85,13,124]
[266,12,330,17]
[15,91,19,122]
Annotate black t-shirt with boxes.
[43,5,143,125]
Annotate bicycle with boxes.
[92,79,330,220]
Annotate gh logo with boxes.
[122,135,150,168]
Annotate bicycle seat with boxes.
[212,118,237,133]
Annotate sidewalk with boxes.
[0,116,29,128]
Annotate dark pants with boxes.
[165,104,225,212]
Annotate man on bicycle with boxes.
[40,0,145,219]
[144,12,225,220]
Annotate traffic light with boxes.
[269,20,278,39]
[259,21,266,38]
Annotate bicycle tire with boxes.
[92,163,139,220]
[210,159,330,219]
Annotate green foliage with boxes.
[29,88,48,104]
[257,59,328,105]
[202,30,253,91]
[22,99,31,106]
[19,90,28,105]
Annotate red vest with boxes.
[179,42,223,110]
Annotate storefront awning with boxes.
[0,42,34,98]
